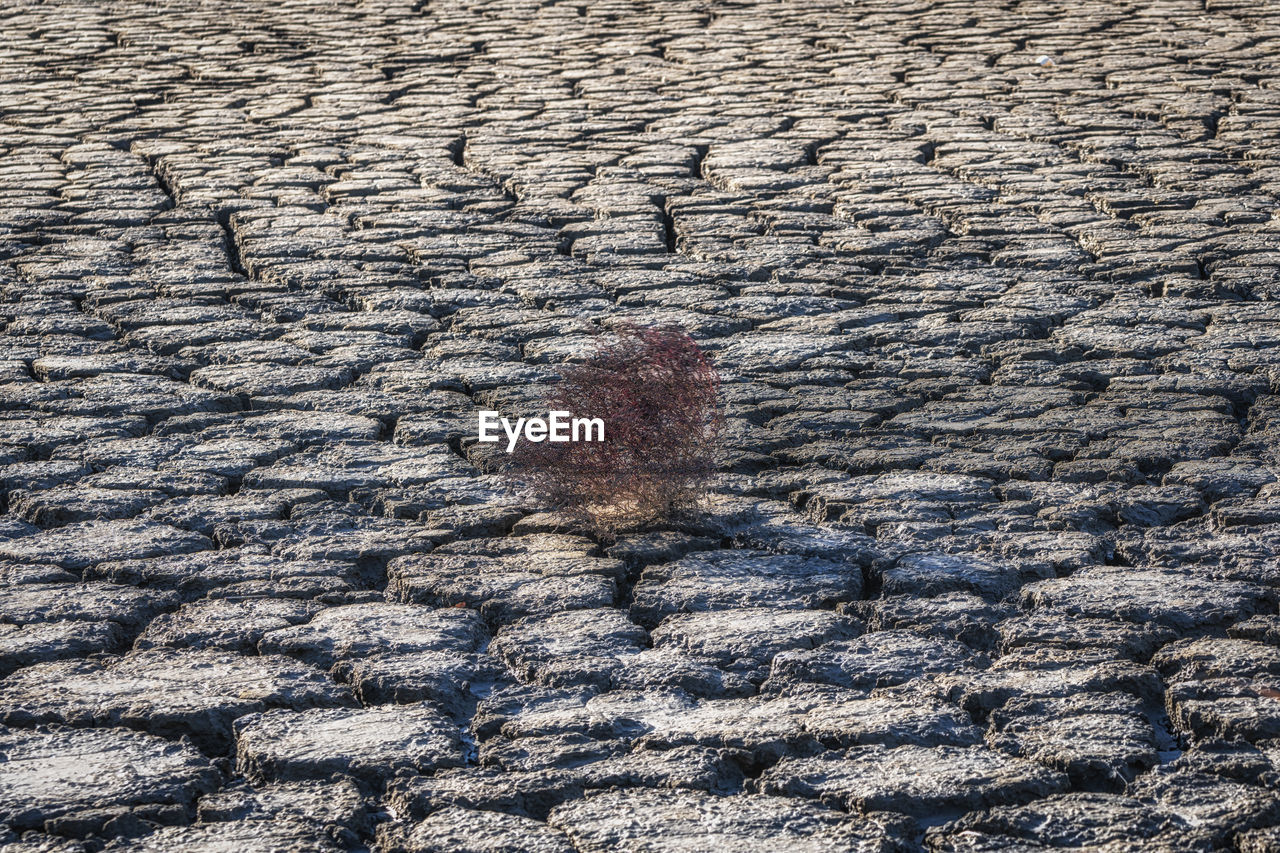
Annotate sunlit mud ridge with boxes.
[2,0,1280,850]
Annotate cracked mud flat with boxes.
[2,0,1280,849]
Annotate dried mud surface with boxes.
[2,0,1280,850]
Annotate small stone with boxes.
[938,652,1162,716]
[1128,756,1280,841]
[997,612,1175,659]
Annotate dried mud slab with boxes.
[0,726,220,835]
[388,746,743,820]
[234,703,466,785]
[0,520,211,571]
[100,822,344,853]
[134,598,322,652]
[650,608,862,680]
[630,550,863,626]
[388,535,624,626]
[257,603,487,668]
[490,609,649,689]
[86,550,362,600]
[0,649,352,751]
[547,788,903,852]
[195,779,371,844]
[765,630,984,692]
[0,620,124,677]
[924,793,1207,852]
[986,693,1159,788]
[1020,567,1274,632]
[377,808,576,853]
[757,744,1069,816]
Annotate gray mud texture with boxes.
[2,0,1280,850]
